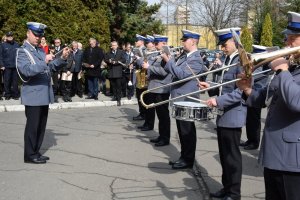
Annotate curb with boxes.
[0,99,138,112]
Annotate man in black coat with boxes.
[0,31,20,100]
[104,41,126,106]
[82,38,105,100]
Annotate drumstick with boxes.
[187,96,207,104]
[186,64,201,85]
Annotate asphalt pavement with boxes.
[0,93,265,199]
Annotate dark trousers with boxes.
[176,120,196,164]
[121,75,127,97]
[151,93,170,142]
[61,80,72,100]
[217,127,242,200]
[142,92,155,129]
[136,88,147,117]
[87,76,99,98]
[264,168,300,200]
[4,68,19,98]
[52,71,59,95]
[24,105,49,159]
[246,106,261,145]
[110,77,122,101]
[0,69,3,97]
[71,72,83,96]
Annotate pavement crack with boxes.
[50,148,172,170]
[59,178,97,192]
[110,178,118,200]
[0,139,23,148]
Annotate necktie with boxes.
[224,56,230,65]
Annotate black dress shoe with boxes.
[239,140,250,147]
[0,97,3,100]
[13,97,19,100]
[210,189,226,198]
[85,96,94,99]
[127,96,131,100]
[137,125,146,129]
[39,155,50,161]
[222,196,235,200]
[169,158,184,165]
[150,137,160,143]
[133,114,145,121]
[141,126,153,131]
[24,157,46,164]
[5,96,10,100]
[172,160,193,169]
[94,97,98,100]
[154,140,169,147]
[117,100,121,106]
[78,94,83,98]
[244,143,259,150]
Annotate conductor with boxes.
[17,22,70,164]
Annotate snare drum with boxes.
[172,101,211,122]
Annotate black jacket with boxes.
[82,46,104,77]
[0,41,20,68]
[104,49,126,78]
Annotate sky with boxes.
[146,0,161,5]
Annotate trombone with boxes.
[140,45,300,109]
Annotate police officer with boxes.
[17,22,69,164]
[200,28,246,200]
[137,35,157,131]
[162,30,205,169]
[133,34,147,121]
[0,31,20,100]
[143,34,172,146]
[237,11,300,200]
[240,45,271,150]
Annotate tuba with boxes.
[135,68,148,89]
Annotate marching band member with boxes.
[133,34,147,121]
[143,34,172,146]
[237,11,300,200]
[162,30,205,169]
[17,22,70,164]
[137,35,156,131]
[240,45,270,150]
[199,28,246,200]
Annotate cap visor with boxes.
[282,29,300,35]
[31,30,44,37]
[217,38,229,46]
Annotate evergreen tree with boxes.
[241,26,253,53]
[107,0,164,44]
[0,0,164,49]
[260,13,272,47]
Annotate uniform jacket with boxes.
[164,50,204,101]
[17,41,67,106]
[210,51,247,128]
[0,41,20,68]
[82,46,104,77]
[246,66,300,172]
[147,56,172,94]
[105,49,126,79]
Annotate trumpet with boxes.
[140,45,300,109]
[141,46,184,60]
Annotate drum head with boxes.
[173,101,207,108]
